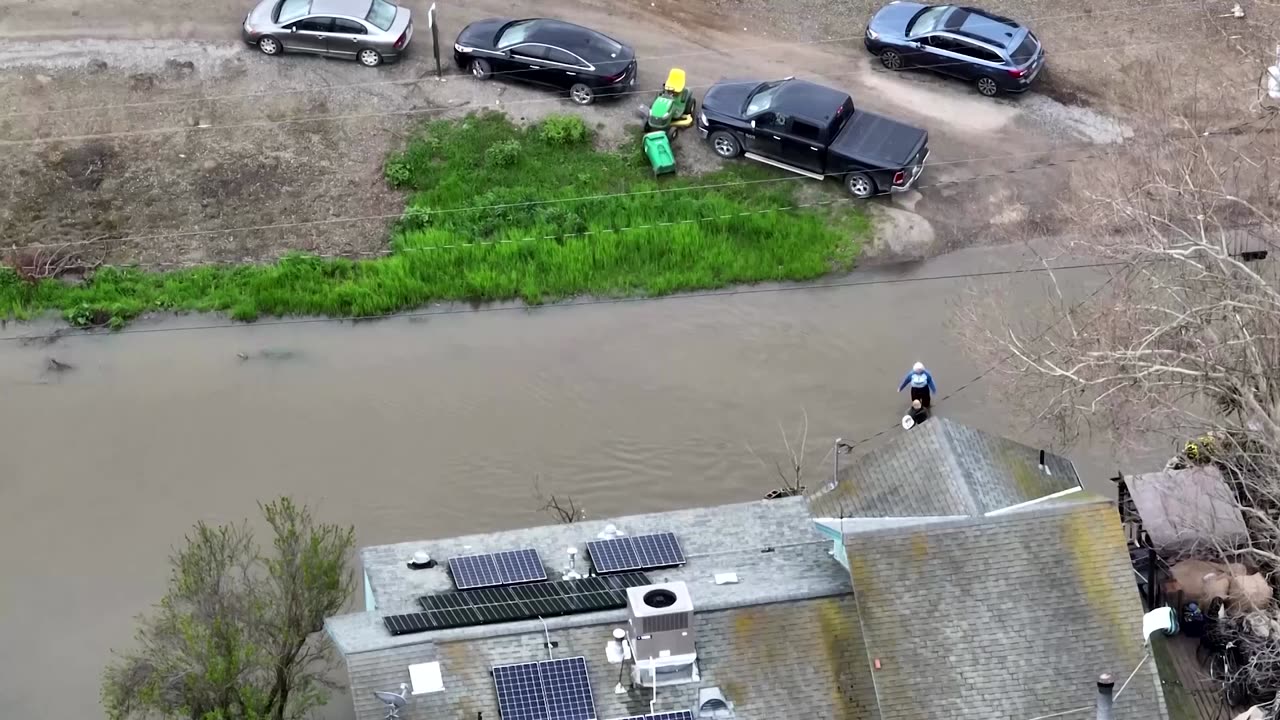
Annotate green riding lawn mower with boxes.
[639,68,696,177]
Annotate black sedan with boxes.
[864,2,1044,97]
[453,18,637,105]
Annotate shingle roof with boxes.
[340,595,881,720]
[326,497,870,719]
[809,418,1082,519]
[842,496,1168,720]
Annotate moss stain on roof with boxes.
[815,597,863,720]
[1061,505,1142,667]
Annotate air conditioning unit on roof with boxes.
[626,581,698,686]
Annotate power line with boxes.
[13,124,1252,255]
[828,264,1123,457]
[0,35,1244,148]
[0,0,1213,122]
[0,258,1121,343]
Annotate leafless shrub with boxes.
[533,475,584,524]
[4,240,106,282]
[747,410,811,498]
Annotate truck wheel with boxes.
[845,172,876,199]
[709,130,742,158]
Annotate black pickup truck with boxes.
[696,77,929,199]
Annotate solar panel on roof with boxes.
[409,572,652,631]
[449,548,548,590]
[493,657,597,720]
[383,612,433,636]
[612,713,694,720]
[493,661,546,720]
[586,532,686,574]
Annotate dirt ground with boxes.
[0,0,1276,268]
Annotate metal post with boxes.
[1146,547,1157,609]
[833,438,841,490]
[428,3,441,79]
[1096,673,1115,720]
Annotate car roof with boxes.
[941,6,1024,47]
[527,19,627,61]
[773,79,851,125]
[310,0,373,18]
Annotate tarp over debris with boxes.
[1127,465,1249,554]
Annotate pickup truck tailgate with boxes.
[830,110,928,169]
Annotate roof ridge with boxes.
[840,493,1115,543]
[935,418,981,516]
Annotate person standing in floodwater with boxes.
[898,361,937,410]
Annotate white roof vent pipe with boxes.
[597,523,624,539]
[606,627,631,664]
[562,547,582,581]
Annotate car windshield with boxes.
[276,0,311,24]
[907,6,950,36]
[496,20,536,49]
[745,82,784,115]
[1010,34,1038,65]
[365,0,396,31]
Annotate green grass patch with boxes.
[0,112,869,328]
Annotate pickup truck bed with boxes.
[831,110,928,169]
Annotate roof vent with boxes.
[698,687,735,719]
[597,523,624,539]
[407,550,436,570]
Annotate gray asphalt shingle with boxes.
[809,418,1082,519]
[843,497,1168,720]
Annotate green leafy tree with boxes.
[103,498,356,720]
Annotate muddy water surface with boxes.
[0,244,1167,719]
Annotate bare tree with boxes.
[956,91,1280,703]
[747,410,810,498]
[533,475,585,524]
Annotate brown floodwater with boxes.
[0,243,1169,718]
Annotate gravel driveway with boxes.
[1,0,1262,269]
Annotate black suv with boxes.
[864,3,1044,97]
[453,18,637,105]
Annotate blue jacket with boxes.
[899,369,937,393]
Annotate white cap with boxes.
[913,362,925,372]
[412,550,430,565]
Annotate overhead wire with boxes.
[15,115,1277,256]
[0,257,1122,343]
[0,0,1216,121]
[2,32,1264,148]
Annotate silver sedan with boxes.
[242,0,413,67]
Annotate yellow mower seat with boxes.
[664,68,686,94]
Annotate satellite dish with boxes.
[901,415,915,430]
[373,683,409,719]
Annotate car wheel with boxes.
[976,76,1000,97]
[879,49,903,70]
[569,83,595,106]
[358,48,383,67]
[845,172,876,199]
[709,130,742,158]
[258,36,281,56]
[470,58,492,79]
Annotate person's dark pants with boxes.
[910,386,931,409]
